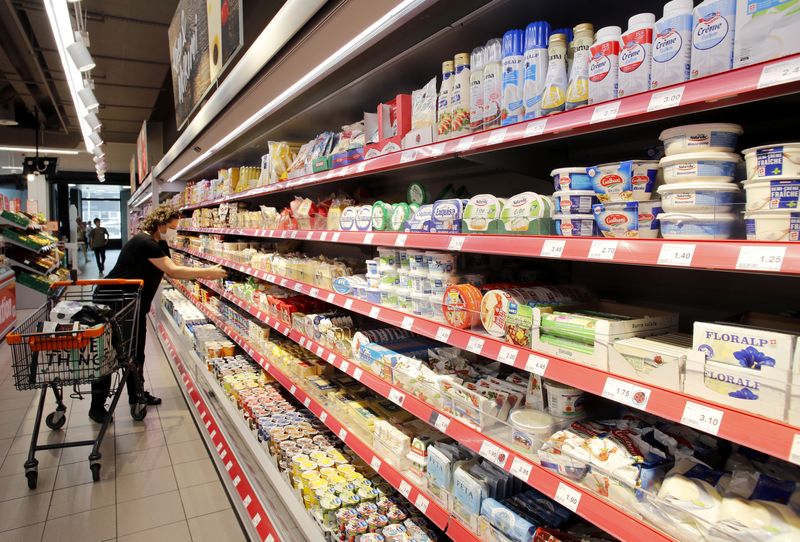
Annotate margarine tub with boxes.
[659,152,741,184]
[660,123,743,155]
[659,212,738,239]
[463,194,503,231]
[592,202,639,238]
[554,214,596,237]
[509,408,556,454]
[553,190,597,214]
[743,177,800,211]
[744,209,800,242]
[551,167,592,191]
[588,160,659,202]
[743,143,800,179]
[657,182,741,213]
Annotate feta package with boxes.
[693,321,799,372]
[734,0,800,68]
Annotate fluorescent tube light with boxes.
[0,145,80,155]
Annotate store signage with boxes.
[168,0,243,128]
[137,121,149,184]
[0,276,16,339]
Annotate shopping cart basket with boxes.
[6,279,145,488]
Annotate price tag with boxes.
[433,413,450,434]
[320,412,328,423]
[338,428,348,442]
[498,345,519,365]
[331,232,341,243]
[242,495,251,507]
[395,234,407,247]
[455,136,475,152]
[388,388,406,406]
[355,162,368,173]
[280,278,288,287]
[299,337,306,347]
[326,352,336,364]
[554,482,581,512]
[790,435,800,466]
[398,480,412,498]
[290,231,298,239]
[281,230,289,238]
[363,233,374,244]
[305,288,318,298]
[648,86,685,112]
[658,243,696,267]
[303,398,311,407]
[320,232,328,241]
[541,239,566,258]
[400,149,418,163]
[488,128,508,146]
[466,336,485,355]
[370,456,382,472]
[293,284,303,293]
[289,385,297,395]
[344,299,354,310]
[448,236,465,251]
[509,457,533,482]
[435,327,451,343]
[479,440,509,468]
[369,306,381,319]
[681,401,724,436]
[401,316,415,330]
[415,494,430,514]
[602,377,651,411]
[590,101,621,124]
[524,119,547,137]
[428,143,446,157]
[758,57,800,88]
[353,368,363,381]
[315,346,324,357]
[267,230,275,237]
[306,231,313,240]
[339,360,349,373]
[588,240,618,260]
[736,246,786,272]
[525,354,549,376]
[267,274,276,283]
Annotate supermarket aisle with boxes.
[79,250,120,280]
[0,317,248,542]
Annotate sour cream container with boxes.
[742,143,800,180]
[509,408,556,453]
[744,209,800,242]
[659,152,741,183]
[660,123,743,155]
[657,182,741,212]
[742,177,800,212]
[544,380,586,417]
[659,212,738,239]
[553,190,598,214]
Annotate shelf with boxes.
[0,235,55,254]
[0,215,40,231]
[178,226,800,276]
[129,174,153,209]
[171,244,800,464]
[6,257,59,276]
[177,54,800,204]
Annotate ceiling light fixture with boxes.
[92,146,105,159]
[0,145,80,155]
[66,38,94,72]
[77,86,98,111]
[88,132,102,146]
[85,112,101,131]
[1,166,23,171]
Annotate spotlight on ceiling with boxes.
[77,87,98,111]
[92,146,105,159]
[66,38,94,72]
[88,132,103,146]
[85,112,101,131]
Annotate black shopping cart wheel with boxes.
[130,403,147,421]
[90,463,101,482]
[25,469,37,489]
[45,411,66,430]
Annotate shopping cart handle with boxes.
[49,279,145,288]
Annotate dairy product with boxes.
[390,203,411,231]
[566,23,594,110]
[451,53,471,135]
[551,167,592,190]
[554,214,596,236]
[552,190,597,214]
[509,409,556,453]
[588,26,621,105]
[469,46,485,131]
[743,178,800,211]
[734,0,800,68]
[339,206,358,230]
[657,182,741,213]
[431,198,466,233]
[690,0,736,79]
[544,380,586,417]
[437,60,455,137]
[592,202,639,238]
[745,209,800,241]
[501,30,525,126]
[693,321,799,372]
[660,123,743,155]
[619,13,655,97]
[371,201,391,231]
[522,21,550,120]
[463,194,502,231]
[589,160,658,202]
[483,39,503,129]
[637,199,663,238]
[652,0,694,89]
[659,152,741,183]
[743,143,800,179]
[540,33,568,115]
[499,192,549,232]
[355,205,373,231]
[405,204,433,232]
[659,212,738,239]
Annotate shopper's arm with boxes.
[148,256,227,280]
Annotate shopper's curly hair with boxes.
[140,203,181,233]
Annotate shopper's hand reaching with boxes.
[203,265,227,280]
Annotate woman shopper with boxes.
[90,218,110,273]
[89,204,226,422]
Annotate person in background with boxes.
[90,218,109,274]
[88,204,227,422]
[75,217,89,264]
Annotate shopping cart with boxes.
[6,279,145,488]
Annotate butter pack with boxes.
[693,322,799,373]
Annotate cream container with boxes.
[744,209,800,242]
[509,408,557,454]
[427,251,456,274]
[660,123,743,155]
[743,143,800,180]
[742,177,800,212]
[659,152,741,183]
[544,380,586,418]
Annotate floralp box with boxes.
[331,147,365,169]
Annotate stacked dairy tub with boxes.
[742,144,800,242]
[656,123,744,239]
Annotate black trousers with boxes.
[94,247,106,270]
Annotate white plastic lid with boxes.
[510,408,556,430]
[659,152,743,167]
[553,190,596,197]
[660,123,744,142]
[664,0,693,17]
[742,142,800,156]
[595,26,621,42]
[657,182,741,193]
[554,214,594,221]
[484,38,502,63]
[658,212,738,221]
[628,13,655,30]
[550,167,588,175]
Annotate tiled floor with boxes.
[78,250,120,280]
[0,316,247,542]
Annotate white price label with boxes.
[363,233,374,244]
[790,435,800,466]
[395,234,407,247]
[293,284,303,293]
[233,475,241,487]
[602,377,651,411]
[541,239,566,258]
[479,440,509,468]
[299,337,306,347]
[758,57,800,88]
[428,143,446,157]
[315,346,324,357]
[400,149,418,163]
[320,412,328,423]
[326,352,336,364]
[344,299,354,310]
[525,354,549,376]
[267,274,276,283]
[648,86,685,112]
[554,482,581,512]
[434,413,451,433]
[339,360,349,373]
[488,128,508,146]
[510,457,533,482]
[498,345,519,365]
[290,230,298,239]
[415,494,430,514]
[524,119,547,137]
[268,230,275,237]
[590,101,621,124]
[435,327,451,343]
[681,401,724,436]
[658,243,696,267]
[243,495,251,507]
[401,316,415,330]
[466,336,485,354]
[736,246,786,272]
[280,278,288,287]
[331,232,341,242]
[398,480,412,498]
[353,368,363,381]
[303,398,311,407]
[306,231,313,240]
[448,236,465,251]
[588,240,618,260]
[281,230,289,238]
[289,385,297,395]
[338,428,348,441]
[388,388,406,406]
[455,136,475,152]
[309,288,319,298]
[326,293,336,303]
[369,306,381,319]
[370,456,382,472]
[320,232,328,241]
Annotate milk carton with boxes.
[734,0,800,68]
[618,13,655,97]
[652,0,694,89]
[690,0,736,79]
[588,26,621,105]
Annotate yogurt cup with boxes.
[552,190,598,214]
[657,182,741,213]
[744,209,800,242]
[407,250,427,272]
[544,380,586,418]
[365,273,380,288]
[637,199,662,238]
[743,143,800,180]
[659,152,741,183]
[427,251,456,274]
[376,247,398,269]
[659,212,738,239]
[365,288,381,304]
[396,288,412,311]
[411,294,434,318]
[551,167,592,191]
[554,214,597,237]
[365,259,379,275]
[509,408,556,453]
[660,123,743,155]
[742,177,800,212]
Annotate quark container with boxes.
[509,408,556,453]
[742,177,800,212]
[429,272,459,297]
[659,212,738,239]
[659,123,742,155]
[544,380,586,417]
[431,198,466,233]
[427,251,456,274]
[499,192,551,231]
[659,152,741,183]
[744,210,800,242]
[743,143,800,180]
[588,160,659,201]
[554,214,597,237]
[411,294,434,318]
[553,190,598,214]
[657,182,741,212]
[463,194,503,232]
[365,259,379,275]
[551,167,592,190]
[592,202,639,238]
[377,247,398,269]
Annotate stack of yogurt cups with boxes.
[741,143,800,242]
[656,123,744,239]
[550,168,600,237]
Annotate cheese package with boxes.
[431,198,467,233]
[499,192,552,232]
[463,194,503,232]
[405,204,434,232]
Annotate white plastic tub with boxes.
[659,212,738,239]
[659,152,741,183]
[553,190,598,214]
[637,199,663,238]
[744,209,800,242]
[554,214,597,237]
[743,143,800,180]
[657,182,741,212]
[659,123,742,155]
[742,177,800,212]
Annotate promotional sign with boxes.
[137,121,149,184]
[130,155,136,192]
[0,274,16,340]
[168,0,243,129]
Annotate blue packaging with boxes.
[480,498,537,542]
[404,204,433,232]
[551,167,592,190]
[553,190,598,214]
[592,202,639,238]
[522,21,550,120]
[652,3,693,89]
[554,214,597,237]
[431,199,467,233]
[502,29,525,125]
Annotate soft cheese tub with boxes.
[742,177,800,212]
[659,212,738,239]
[509,408,556,453]
[637,200,663,238]
[659,152,741,183]
[588,160,659,202]
[744,210,800,242]
[553,190,598,214]
[743,143,800,179]
[554,214,597,237]
[657,182,741,212]
[551,167,592,191]
[659,123,742,155]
